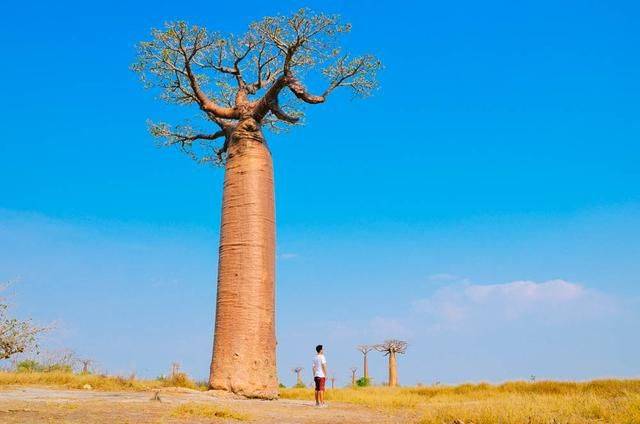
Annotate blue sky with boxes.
[1,0,639,386]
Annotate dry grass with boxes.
[281,379,640,424]
[170,402,250,421]
[0,371,204,391]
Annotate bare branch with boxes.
[286,54,381,104]
[0,283,47,360]
[357,344,374,355]
[133,10,381,164]
[148,121,228,166]
[133,22,238,119]
[269,98,301,123]
[374,340,408,356]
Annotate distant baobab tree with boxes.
[375,340,408,387]
[133,9,380,399]
[350,367,358,386]
[79,359,94,374]
[170,362,180,378]
[330,375,336,389]
[292,367,304,386]
[356,344,374,379]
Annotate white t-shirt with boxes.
[312,354,327,378]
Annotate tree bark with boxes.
[363,353,369,379]
[209,130,277,399]
[388,351,397,387]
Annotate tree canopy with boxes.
[375,339,408,355]
[133,8,381,165]
[0,285,46,360]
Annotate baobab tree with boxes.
[292,367,304,387]
[170,362,180,379]
[375,340,408,387]
[78,359,94,374]
[356,344,374,380]
[330,375,336,389]
[133,9,380,399]
[349,367,358,386]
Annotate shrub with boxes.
[356,377,371,387]
[44,364,73,373]
[158,372,197,389]
[16,359,42,372]
[294,382,306,389]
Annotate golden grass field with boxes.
[281,380,640,424]
[1,371,639,423]
[0,370,204,391]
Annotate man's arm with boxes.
[322,357,327,378]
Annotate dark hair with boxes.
[316,344,323,353]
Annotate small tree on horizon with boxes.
[133,9,380,399]
[375,340,408,387]
[349,367,357,386]
[292,367,304,387]
[356,344,374,380]
[79,359,94,374]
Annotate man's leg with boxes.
[319,377,326,405]
[315,389,319,406]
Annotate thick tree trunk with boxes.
[363,353,369,379]
[209,133,277,399]
[388,352,397,387]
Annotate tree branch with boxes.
[269,98,300,123]
[175,30,239,118]
[286,74,326,104]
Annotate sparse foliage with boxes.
[133,8,381,165]
[374,340,408,356]
[357,345,374,355]
[0,284,47,360]
[375,340,408,387]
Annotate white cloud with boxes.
[413,279,617,329]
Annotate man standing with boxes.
[312,344,328,407]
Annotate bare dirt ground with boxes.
[0,386,415,423]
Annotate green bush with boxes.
[356,377,372,387]
[16,359,42,372]
[44,364,73,373]
[293,382,306,389]
[279,383,286,388]
[16,360,73,373]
